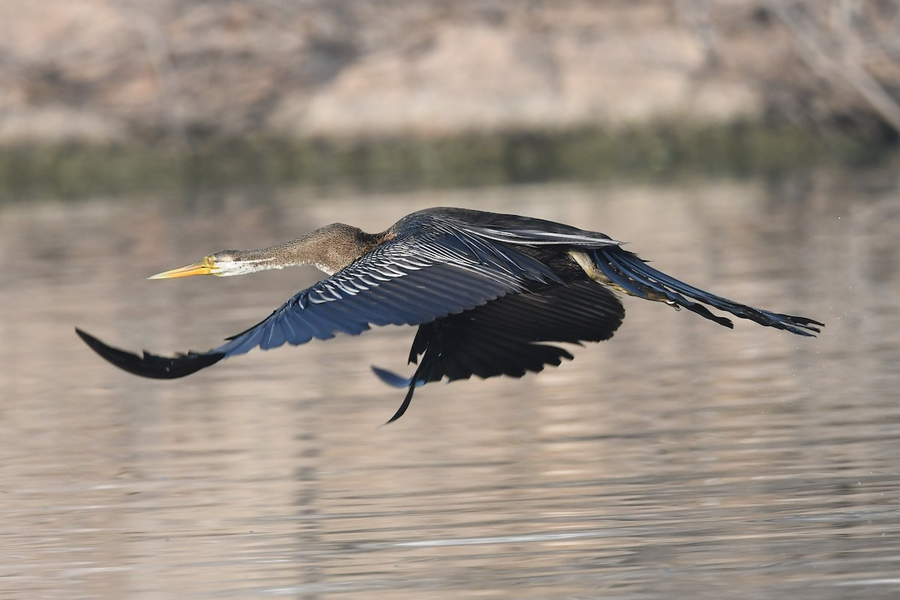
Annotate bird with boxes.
[76,207,822,422]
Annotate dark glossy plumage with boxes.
[77,207,822,422]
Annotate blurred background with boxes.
[2,1,900,599]
[1,0,899,194]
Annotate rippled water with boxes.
[1,174,899,599]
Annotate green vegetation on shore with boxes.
[0,122,887,201]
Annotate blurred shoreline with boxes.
[1,1,898,199]
[0,123,888,201]
[3,2,899,142]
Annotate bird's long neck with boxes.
[231,223,382,276]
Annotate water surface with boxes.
[1,175,898,599]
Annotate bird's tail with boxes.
[588,247,823,337]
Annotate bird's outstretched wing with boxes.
[372,279,626,422]
[77,223,563,379]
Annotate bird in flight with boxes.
[77,207,822,422]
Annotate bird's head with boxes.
[148,251,276,279]
[147,223,378,281]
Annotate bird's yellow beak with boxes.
[148,256,216,279]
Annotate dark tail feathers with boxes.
[591,248,823,337]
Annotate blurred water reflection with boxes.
[1,173,899,599]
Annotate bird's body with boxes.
[77,207,822,422]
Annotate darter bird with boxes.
[76,207,822,422]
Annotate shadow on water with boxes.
[1,170,899,598]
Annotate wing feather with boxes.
[411,279,625,382]
[372,279,626,420]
